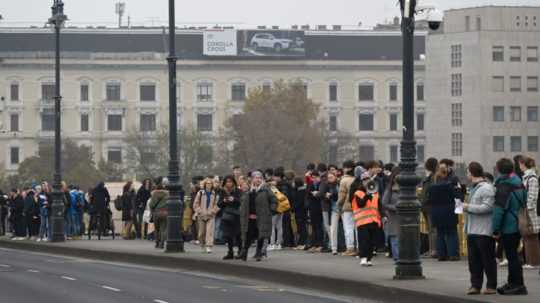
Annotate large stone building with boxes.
[426,6,540,173]
[0,27,427,173]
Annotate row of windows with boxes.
[492,106,538,122]
[492,46,538,62]
[341,144,425,164]
[491,75,538,93]
[493,136,538,153]
[329,113,425,132]
[7,81,425,103]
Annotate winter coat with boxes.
[135,186,151,212]
[319,181,339,212]
[420,174,435,211]
[465,181,495,236]
[306,182,322,212]
[69,190,81,214]
[337,174,355,213]
[428,180,458,229]
[23,192,36,218]
[382,186,399,236]
[523,169,540,233]
[192,190,219,221]
[91,183,111,213]
[149,189,169,212]
[493,175,526,235]
[239,185,277,242]
[121,190,136,222]
[291,186,307,219]
[217,188,241,238]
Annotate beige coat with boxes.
[337,174,355,213]
[192,190,219,221]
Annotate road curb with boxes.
[0,240,487,303]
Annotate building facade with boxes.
[426,6,540,173]
[0,28,426,173]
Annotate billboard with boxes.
[237,30,305,57]
[203,30,238,56]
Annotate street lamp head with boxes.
[49,0,68,27]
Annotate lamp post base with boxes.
[49,189,65,242]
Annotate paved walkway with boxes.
[1,237,539,303]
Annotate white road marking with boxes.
[61,276,77,281]
[153,300,169,303]
[101,285,121,292]
[0,264,10,268]
[27,269,40,273]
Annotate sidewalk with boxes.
[1,237,538,303]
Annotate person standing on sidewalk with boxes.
[149,177,169,249]
[238,171,277,262]
[462,162,497,295]
[217,176,242,260]
[192,178,219,253]
[520,157,540,268]
[420,157,438,258]
[121,182,136,240]
[306,171,324,252]
[492,158,528,295]
[320,171,340,255]
[37,184,50,241]
[352,172,382,266]
[291,177,308,250]
[135,179,152,240]
[336,160,357,257]
[0,190,7,236]
[382,167,400,262]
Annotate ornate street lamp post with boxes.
[394,0,424,279]
[165,0,184,253]
[48,0,67,243]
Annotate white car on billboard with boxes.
[250,33,293,52]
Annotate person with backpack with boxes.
[492,158,528,295]
[462,162,497,295]
[192,178,220,253]
[520,157,540,268]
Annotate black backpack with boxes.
[114,195,123,211]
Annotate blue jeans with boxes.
[39,214,49,239]
[436,226,459,258]
[67,211,80,237]
[214,216,223,243]
[389,235,399,261]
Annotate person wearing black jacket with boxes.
[135,179,152,239]
[121,182,136,240]
[274,168,295,248]
[0,190,7,236]
[306,171,324,252]
[9,189,25,239]
[292,177,308,250]
[23,188,37,239]
[217,176,242,260]
[88,182,110,239]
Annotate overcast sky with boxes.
[1,0,539,28]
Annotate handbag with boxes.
[222,208,240,223]
[518,207,535,236]
[155,208,168,220]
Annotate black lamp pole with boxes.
[165,0,184,253]
[394,0,424,279]
[48,0,67,243]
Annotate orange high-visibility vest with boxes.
[352,191,381,228]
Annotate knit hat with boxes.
[354,166,366,179]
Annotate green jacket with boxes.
[492,175,525,235]
[149,190,169,211]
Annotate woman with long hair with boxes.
[217,175,242,259]
[135,178,152,239]
[382,167,400,261]
[121,181,136,240]
[192,178,219,253]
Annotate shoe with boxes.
[360,258,368,266]
[43,238,49,242]
[523,264,535,269]
[448,256,461,261]
[467,288,481,295]
[206,247,212,254]
[238,250,248,262]
[275,244,282,250]
[268,244,275,251]
[497,284,528,295]
[294,245,305,251]
[482,288,496,295]
[342,249,356,257]
[254,254,262,262]
[36,238,41,242]
[367,261,373,267]
[332,250,338,256]
[499,259,508,267]
[438,257,448,262]
[223,252,234,260]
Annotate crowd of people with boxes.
[1,155,539,296]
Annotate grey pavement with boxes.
[0,248,360,303]
[1,237,539,303]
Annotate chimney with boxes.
[292,25,299,30]
[257,25,267,30]
[393,16,400,25]
[272,25,279,30]
[332,25,342,31]
[317,25,327,30]
[301,24,310,30]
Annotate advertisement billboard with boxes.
[203,30,238,56]
[237,30,305,57]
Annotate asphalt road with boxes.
[0,248,366,303]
